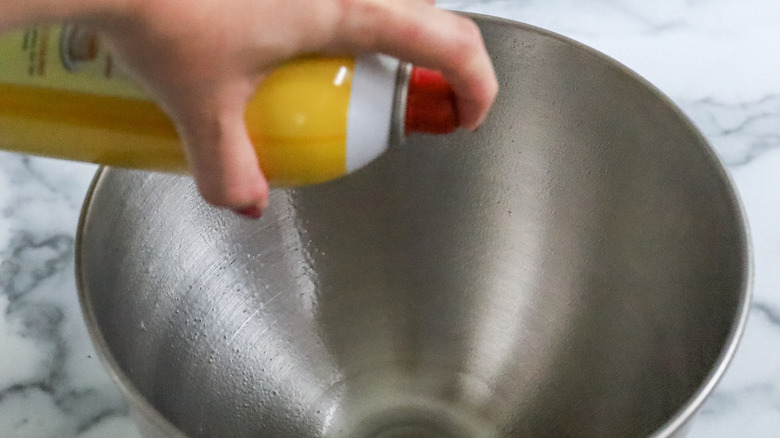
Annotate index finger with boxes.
[333,0,498,130]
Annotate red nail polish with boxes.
[235,205,263,219]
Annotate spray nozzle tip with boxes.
[404,67,459,135]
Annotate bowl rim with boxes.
[75,12,753,438]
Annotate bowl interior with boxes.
[78,16,749,438]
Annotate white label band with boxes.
[345,54,400,173]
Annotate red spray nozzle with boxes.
[404,67,460,135]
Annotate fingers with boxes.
[335,0,498,130]
[174,83,269,218]
[96,0,495,218]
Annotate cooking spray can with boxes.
[0,24,459,186]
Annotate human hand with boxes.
[85,0,498,217]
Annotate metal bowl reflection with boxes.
[77,14,750,438]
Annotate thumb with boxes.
[175,84,269,218]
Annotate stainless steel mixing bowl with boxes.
[76,14,751,438]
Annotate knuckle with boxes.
[196,180,242,208]
[334,0,387,49]
[451,17,484,55]
[191,156,267,210]
[196,178,266,209]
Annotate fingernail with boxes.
[234,204,263,219]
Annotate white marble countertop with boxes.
[1,1,778,437]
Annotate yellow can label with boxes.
[0,24,184,172]
[0,24,355,186]
[0,24,147,99]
